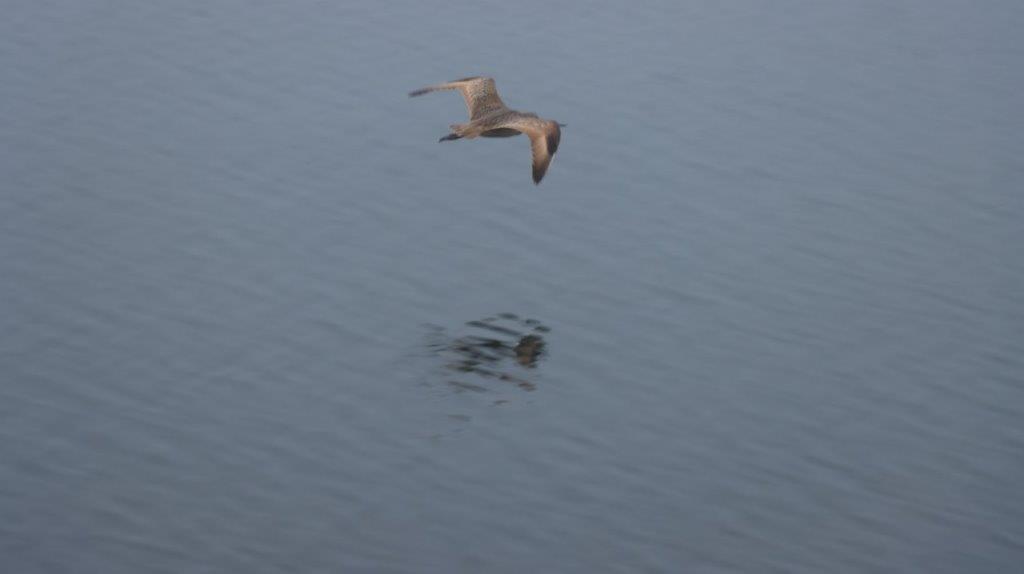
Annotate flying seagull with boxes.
[409,77,563,184]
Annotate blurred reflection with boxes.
[426,313,550,392]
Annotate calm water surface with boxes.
[2,1,1023,572]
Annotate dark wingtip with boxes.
[546,133,559,156]
[408,88,430,98]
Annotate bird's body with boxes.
[409,77,562,184]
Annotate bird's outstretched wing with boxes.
[409,77,508,120]
[528,127,559,184]
[500,115,561,184]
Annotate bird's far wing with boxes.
[409,77,507,120]
[459,78,507,120]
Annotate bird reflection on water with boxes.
[425,313,550,393]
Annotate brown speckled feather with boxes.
[408,77,508,120]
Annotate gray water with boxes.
[2,1,1023,572]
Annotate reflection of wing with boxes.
[514,335,545,367]
[501,116,561,184]
[408,77,508,120]
[431,315,549,394]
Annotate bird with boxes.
[409,77,563,184]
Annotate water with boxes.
[2,1,1023,572]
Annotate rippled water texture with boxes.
[2,1,1023,572]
